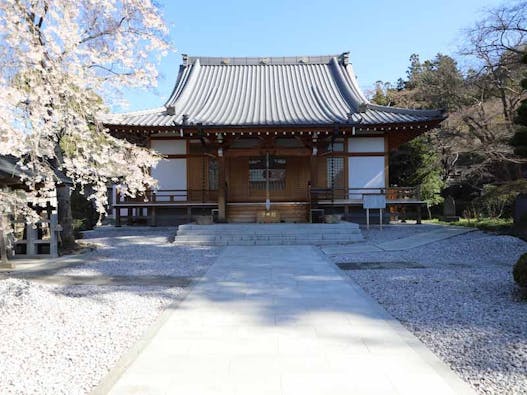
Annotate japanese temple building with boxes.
[103,52,446,225]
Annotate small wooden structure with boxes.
[0,155,64,265]
[103,53,444,225]
[11,213,59,259]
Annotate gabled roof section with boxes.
[103,52,445,128]
[0,155,71,186]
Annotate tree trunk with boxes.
[57,184,76,251]
[0,232,8,267]
[0,215,12,268]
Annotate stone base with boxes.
[194,215,214,225]
[174,222,364,246]
[0,262,15,269]
[256,210,281,223]
[324,214,342,224]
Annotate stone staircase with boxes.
[173,223,363,246]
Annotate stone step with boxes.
[177,223,361,234]
[174,234,362,242]
[178,223,359,230]
[173,239,363,246]
[173,223,363,246]
[176,230,362,237]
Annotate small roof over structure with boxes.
[0,155,71,187]
[103,52,445,131]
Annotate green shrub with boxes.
[469,180,527,219]
[71,188,98,231]
[72,218,85,240]
[513,253,527,288]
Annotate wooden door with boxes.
[226,156,309,202]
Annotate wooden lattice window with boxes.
[327,157,344,188]
[249,156,286,191]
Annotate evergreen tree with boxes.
[511,52,527,157]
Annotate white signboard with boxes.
[363,194,386,209]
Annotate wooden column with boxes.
[217,155,226,222]
[416,185,422,225]
[309,155,317,187]
[309,152,318,223]
[150,206,157,227]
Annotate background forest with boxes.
[370,1,527,228]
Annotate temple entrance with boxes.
[225,153,310,222]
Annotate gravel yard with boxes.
[63,226,220,277]
[0,227,220,395]
[334,226,527,395]
[2,224,526,394]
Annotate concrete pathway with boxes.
[322,225,474,255]
[100,246,474,395]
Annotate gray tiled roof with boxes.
[103,53,444,127]
[0,155,71,186]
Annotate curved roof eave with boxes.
[101,52,448,128]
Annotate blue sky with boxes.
[117,0,505,112]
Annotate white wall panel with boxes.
[150,139,186,155]
[151,158,187,200]
[348,156,385,198]
[348,137,385,153]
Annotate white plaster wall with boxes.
[150,139,186,155]
[348,137,385,153]
[348,156,385,198]
[151,158,187,201]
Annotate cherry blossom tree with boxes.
[0,0,170,248]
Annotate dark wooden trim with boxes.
[105,119,443,136]
[149,135,187,140]
[348,134,386,138]
[350,152,386,157]
[344,137,349,192]
[217,156,226,221]
[384,138,390,187]
[224,147,311,157]
[165,154,208,159]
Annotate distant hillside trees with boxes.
[373,0,527,218]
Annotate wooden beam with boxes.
[384,137,390,188]
[106,119,443,136]
[224,147,311,157]
[217,156,226,222]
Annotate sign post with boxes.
[363,193,387,230]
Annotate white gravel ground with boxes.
[361,223,443,243]
[0,226,220,395]
[3,225,525,394]
[62,226,220,277]
[334,226,527,395]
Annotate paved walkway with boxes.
[322,226,474,255]
[99,246,474,395]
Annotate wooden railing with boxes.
[116,189,219,204]
[308,186,421,203]
[307,185,423,223]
